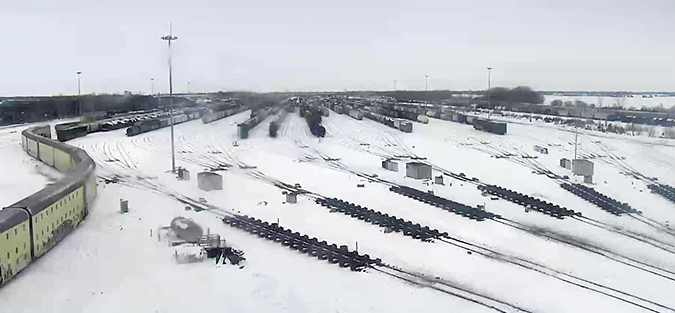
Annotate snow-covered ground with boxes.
[0,123,62,205]
[544,95,675,109]
[2,110,675,312]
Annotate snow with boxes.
[544,95,675,109]
[2,109,675,312]
[0,123,62,205]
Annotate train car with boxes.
[472,118,507,135]
[238,107,271,139]
[1,126,96,286]
[55,124,89,142]
[269,110,288,138]
[349,109,363,120]
[398,120,413,133]
[417,115,429,124]
[465,115,475,124]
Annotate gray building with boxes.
[382,159,399,172]
[406,162,432,180]
[572,159,594,176]
[198,172,223,191]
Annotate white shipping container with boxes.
[572,159,594,176]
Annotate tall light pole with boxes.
[76,71,82,116]
[151,78,155,95]
[393,79,397,91]
[425,75,429,92]
[187,81,191,94]
[161,23,178,173]
[487,67,492,120]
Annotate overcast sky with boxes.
[0,0,673,96]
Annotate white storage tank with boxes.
[417,115,429,124]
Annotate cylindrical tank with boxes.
[170,217,204,243]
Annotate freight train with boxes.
[0,126,97,286]
[436,111,508,135]
[202,106,245,124]
[126,111,201,136]
[364,112,413,133]
[269,108,289,138]
[472,118,507,135]
[238,107,272,139]
[55,123,89,142]
[349,109,363,120]
[304,106,326,137]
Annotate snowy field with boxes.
[0,123,62,205]
[544,95,675,109]
[2,110,675,312]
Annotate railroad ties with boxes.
[222,215,380,271]
[561,183,639,215]
[648,184,675,204]
[390,185,500,221]
[478,185,579,219]
[315,198,447,242]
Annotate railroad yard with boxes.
[2,96,675,313]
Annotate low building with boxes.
[406,162,432,180]
[198,172,223,191]
[572,159,594,176]
[382,159,399,172]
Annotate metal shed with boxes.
[197,172,223,191]
[572,159,594,176]
[178,167,190,181]
[381,159,399,172]
[406,162,432,180]
[286,192,298,204]
[560,158,572,169]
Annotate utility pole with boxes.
[487,67,492,120]
[574,129,579,160]
[161,23,178,173]
[76,71,82,116]
[151,78,155,95]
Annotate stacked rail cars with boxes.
[364,112,413,133]
[237,107,272,139]
[126,111,201,136]
[269,108,289,138]
[202,106,246,124]
[303,106,326,137]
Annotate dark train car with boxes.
[472,118,507,135]
[55,124,89,142]
[305,107,326,137]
